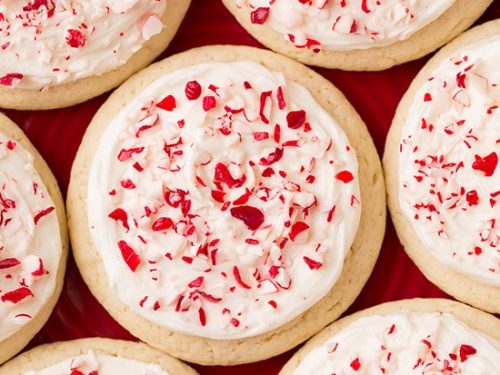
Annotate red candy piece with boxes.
[118,240,141,272]
[286,110,306,129]
[472,152,497,177]
[459,344,477,362]
[0,73,23,86]
[335,170,354,183]
[152,217,174,231]
[0,258,20,269]
[303,256,322,270]
[66,29,86,48]
[1,287,33,303]
[108,208,129,231]
[289,221,310,241]
[250,7,270,24]
[230,205,264,231]
[33,206,55,225]
[350,357,362,371]
[157,95,176,111]
[185,80,202,100]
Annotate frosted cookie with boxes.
[280,298,500,374]
[384,20,500,313]
[0,113,68,364]
[0,338,198,375]
[0,0,191,110]
[67,45,385,365]
[222,0,493,71]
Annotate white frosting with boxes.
[25,350,169,375]
[87,61,361,339]
[292,311,500,374]
[399,36,500,286]
[0,133,61,341]
[0,0,166,90]
[235,0,454,51]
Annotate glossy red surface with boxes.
[3,1,499,373]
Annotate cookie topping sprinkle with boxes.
[88,61,361,339]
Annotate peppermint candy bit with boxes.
[233,266,252,289]
[259,147,283,166]
[289,221,310,241]
[230,205,264,231]
[459,344,477,362]
[33,206,55,225]
[471,152,497,177]
[203,96,217,111]
[350,357,362,371]
[185,80,202,100]
[335,170,354,183]
[303,256,322,270]
[0,73,24,87]
[117,147,145,161]
[66,29,86,48]
[157,95,177,111]
[1,287,33,303]
[286,110,306,129]
[0,258,20,269]
[198,307,207,326]
[108,208,130,231]
[151,217,174,231]
[250,7,270,25]
[118,240,141,272]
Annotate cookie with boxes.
[222,0,492,71]
[0,113,68,364]
[0,0,191,110]
[280,298,500,374]
[67,45,385,365]
[0,337,198,374]
[384,20,500,313]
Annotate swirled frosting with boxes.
[233,0,454,51]
[0,0,166,90]
[399,35,500,286]
[25,350,168,375]
[292,311,500,374]
[0,132,61,341]
[87,61,361,339]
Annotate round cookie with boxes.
[0,113,68,364]
[222,0,493,71]
[280,298,500,374]
[0,0,191,110]
[0,337,198,374]
[384,20,500,313]
[67,45,386,365]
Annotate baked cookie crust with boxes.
[0,0,191,110]
[280,298,500,374]
[67,45,386,365]
[384,20,500,314]
[0,113,68,365]
[221,0,492,71]
[0,337,198,375]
